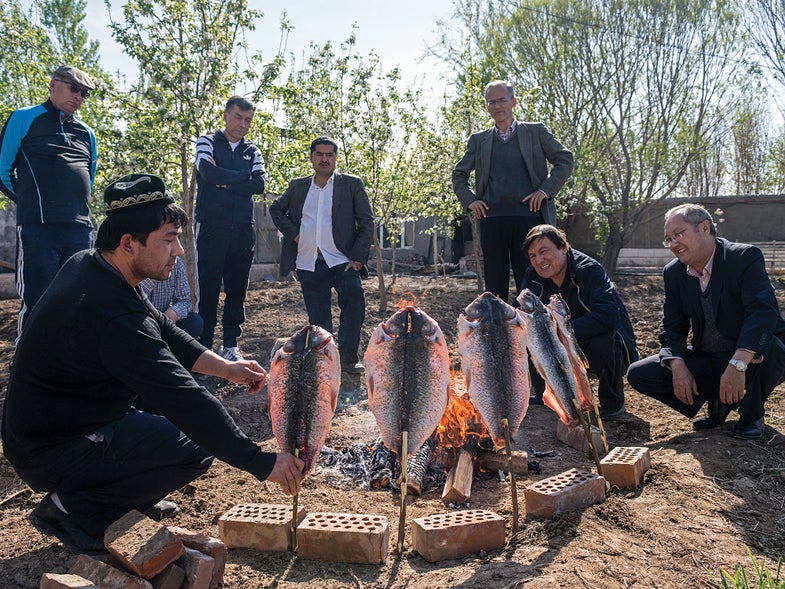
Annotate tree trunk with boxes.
[470,216,485,293]
[373,231,387,314]
[432,230,439,276]
[600,226,624,279]
[180,147,198,308]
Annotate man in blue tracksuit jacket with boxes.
[194,96,265,361]
[0,65,97,334]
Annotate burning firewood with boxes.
[402,436,437,496]
[441,435,479,504]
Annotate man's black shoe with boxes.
[29,494,107,555]
[733,417,765,440]
[144,500,179,520]
[692,399,733,430]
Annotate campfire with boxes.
[316,374,529,504]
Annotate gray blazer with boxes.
[269,173,375,275]
[451,122,573,224]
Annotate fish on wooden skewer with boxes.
[364,306,450,554]
[364,307,451,458]
[516,288,582,426]
[267,325,340,474]
[457,291,530,450]
[548,294,609,454]
[547,294,594,412]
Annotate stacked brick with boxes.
[38,510,228,589]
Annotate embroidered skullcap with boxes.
[103,173,174,215]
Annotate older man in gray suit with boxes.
[269,136,374,374]
[452,80,574,302]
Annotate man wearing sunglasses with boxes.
[627,204,785,440]
[0,65,97,335]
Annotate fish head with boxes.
[378,306,442,341]
[462,291,517,323]
[516,289,547,316]
[280,325,335,355]
[548,294,570,319]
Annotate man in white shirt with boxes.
[269,137,374,373]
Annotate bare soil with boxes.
[0,273,783,588]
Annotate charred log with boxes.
[369,439,396,489]
[478,449,529,475]
[403,436,437,496]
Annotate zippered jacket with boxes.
[194,130,265,227]
[521,247,639,364]
[0,99,96,226]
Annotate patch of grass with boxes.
[713,548,785,588]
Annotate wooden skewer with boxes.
[572,399,603,476]
[502,418,519,535]
[291,448,300,555]
[592,399,610,454]
[397,430,409,556]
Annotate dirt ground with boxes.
[0,272,784,588]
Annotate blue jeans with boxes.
[16,223,92,332]
[176,311,204,339]
[296,259,365,364]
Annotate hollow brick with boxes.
[411,509,506,563]
[218,503,305,552]
[296,512,389,564]
[524,468,606,518]
[600,446,651,488]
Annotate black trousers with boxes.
[195,223,255,349]
[530,330,631,412]
[479,215,542,303]
[626,337,785,421]
[15,409,212,537]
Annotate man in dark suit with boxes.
[269,136,374,374]
[627,204,785,439]
[452,80,573,302]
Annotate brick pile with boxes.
[38,510,228,589]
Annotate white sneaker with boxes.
[221,346,243,362]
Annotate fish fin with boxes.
[542,384,576,425]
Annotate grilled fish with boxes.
[457,292,530,449]
[364,307,450,457]
[268,325,340,474]
[516,289,580,425]
[547,294,594,411]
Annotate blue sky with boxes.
[86,0,456,96]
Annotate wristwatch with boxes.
[728,358,748,372]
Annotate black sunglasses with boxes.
[54,78,90,99]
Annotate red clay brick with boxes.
[296,512,389,564]
[556,420,603,453]
[151,563,185,589]
[104,510,184,579]
[166,526,226,588]
[600,446,651,488]
[68,554,152,589]
[524,468,606,518]
[218,503,305,552]
[40,573,97,589]
[177,547,214,589]
[411,509,505,563]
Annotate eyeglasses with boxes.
[662,224,699,247]
[54,79,90,99]
[486,97,511,107]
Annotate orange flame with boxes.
[435,372,489,448]
[393,291,417,309]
